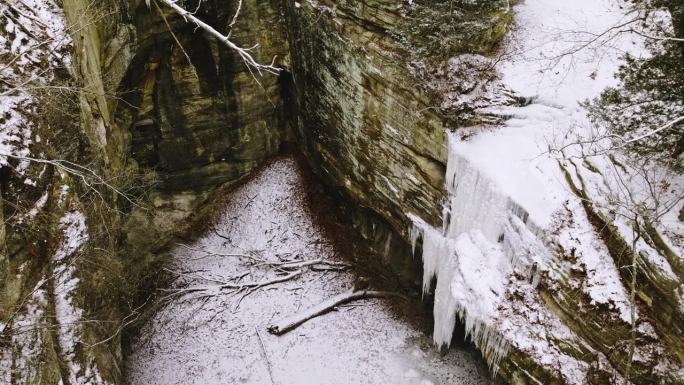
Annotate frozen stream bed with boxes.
[125,156,494,385]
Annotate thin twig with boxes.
[255,327,275,384]
[153,0,197,79]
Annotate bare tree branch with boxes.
[624,28,684,42]
[0,152,144,209]
[153,0,197,79]
[152,0,280,77]
[614,115,684,145]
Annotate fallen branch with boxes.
[267,258,348,271]
[266,289,404,335]
[161,269,301,296]
[223,270,302,292]
[162,267,248,286]
[176,243,348,271]
[177,243,259,262]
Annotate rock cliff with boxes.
[1,0,682,384]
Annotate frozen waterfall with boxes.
[409,132,552,371]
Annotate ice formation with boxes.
[406,0,673,377]
[409,133,553,370]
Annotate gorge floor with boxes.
[124,155,494,385]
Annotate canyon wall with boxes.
[1,1,682,384]
[1,0,289,383]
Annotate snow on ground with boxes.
[126,157,495,385]
[406,0,677,381]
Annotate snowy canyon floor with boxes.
[124,156,494,385]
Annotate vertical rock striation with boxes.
[2,0,682,384]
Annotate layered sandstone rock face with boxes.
[1,0,291,383]
[121,0,290,192]
[1,1,682,384]
[285,0,511,231]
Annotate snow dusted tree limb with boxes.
[544,115,684,160]
[623,28,684,42]
[266,289,405,335]
[0,152,143,209]
[162,245,351,311]
[151,0,280,77]
[175,243,349,270]
[612,115,684,145]
[228,0,243,30]
[160,269,303,305]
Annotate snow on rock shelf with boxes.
[52,209,109,385]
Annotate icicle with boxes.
[443,145,509,243]
[409,221,421,256]
[441,203,451,235]
[407,133,555,371]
